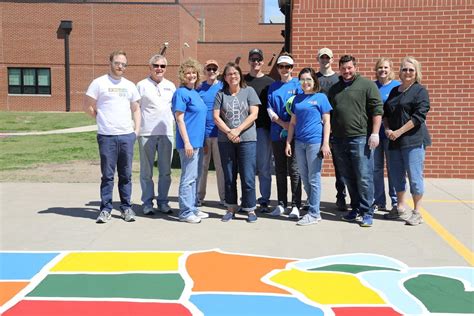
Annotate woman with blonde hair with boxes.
[172,58,208,223]
[383,57,431,225]
[373,57,400,213]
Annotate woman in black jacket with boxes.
[383,57,431,226]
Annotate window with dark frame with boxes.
[8,68,51,95]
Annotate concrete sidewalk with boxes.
[0,125,97,136]
[1,176,472,267]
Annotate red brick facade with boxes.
[1,0,472,178]
[291,0,474,179]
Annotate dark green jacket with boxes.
[328,74,383,138]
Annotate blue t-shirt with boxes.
[197,80,223,138]
[172,86,207,149]
[375,80,400,139]
[267,78,303,141]
[291,93,332,144]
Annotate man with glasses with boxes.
[328,55,383,227]
[136,54,176,216]
[244,48,275,213]
[316,47,349,212]
[84,50,141,223]
[196,59,225,207]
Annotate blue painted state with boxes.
[190,294,324,316]
[0,252,59,280]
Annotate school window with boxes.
[8,68,51,95]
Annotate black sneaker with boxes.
[259,203,271,213]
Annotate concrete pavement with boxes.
[1,175,472,267]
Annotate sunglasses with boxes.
[113,62,127,68]
[206,67,218,72]
[152,64,167,69]
[401,68,415,73]
[277,64,293,70]
[249,58,263,63]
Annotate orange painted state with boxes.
[0,282,29,306]
[186,251,293,294]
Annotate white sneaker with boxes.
[289,206,300,219]
[179,214,201,223]
[270,205,285,216]
[195,210,209,219]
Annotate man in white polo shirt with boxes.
[136,54,176,215]
[84,50,141,224]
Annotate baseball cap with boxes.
[204,59,219,68]
[276,55,294,65]
[248,48,263,59]
[318,47,333,58]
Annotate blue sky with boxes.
[264,0,284,23]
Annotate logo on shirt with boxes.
[309,100,318,105]
[108,87,128,97]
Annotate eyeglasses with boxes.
[401,68,415,73]
[152,64,167,69]
[206,67,218,72]
[299,78,314,83]
[113,62,127,68]
[277,64,293,70]
[249,58,263,63]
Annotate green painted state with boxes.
[309,264,399,274]
[404,274,474,313]
[27,273,185,300]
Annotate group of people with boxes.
[84,47,431,227]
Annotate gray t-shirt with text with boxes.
[214,86,260,142]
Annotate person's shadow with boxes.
[38,201,139,220]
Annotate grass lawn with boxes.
[0,111,95,132]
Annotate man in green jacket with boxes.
[328,55,383,227]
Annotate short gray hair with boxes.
[149,54,167,65]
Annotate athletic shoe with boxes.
[96,210,111,224]
[221,212,234,222]
[247,212,257,223]
[384,207,410,220]
[143,205,155,216]
[121,208,136,222]
[195,210,209,219]
[297,214,322,226]
[405,212,423,226]
[270,205,285,216]
[288,206,300,219]
[359,214,373,227]
[342,209,360,222]
[260,203,271,213]
[179,214,201,223]
[158,203,173,214]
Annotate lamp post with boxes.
[59,20,72,112]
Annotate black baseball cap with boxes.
[248,48,263,59]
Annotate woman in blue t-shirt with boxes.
[172,58,208,223]
[285,67,332,226]
[267,53,303,218]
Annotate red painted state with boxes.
[332,307,402,316]
[3,300,192,316]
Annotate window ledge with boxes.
[8,94,51,97]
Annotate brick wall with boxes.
[291,0,474,179]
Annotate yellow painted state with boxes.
[270,269,386,305]
[51,252,183,272]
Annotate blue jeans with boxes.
[295,141,323,218]
[138,135,173,207]
[177,148,200,219]
[256,128,272,205]
[332,136,374,216]
[97,132,136,212]
[373,138,397,208]
[218,141,257,211]
[389,145,424,195]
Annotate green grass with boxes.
[0,132,101,171]
[0,111,95,132]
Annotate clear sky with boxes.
[264,0,284,23]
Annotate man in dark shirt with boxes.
[244,48,275,213]
[316,47,348,212]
